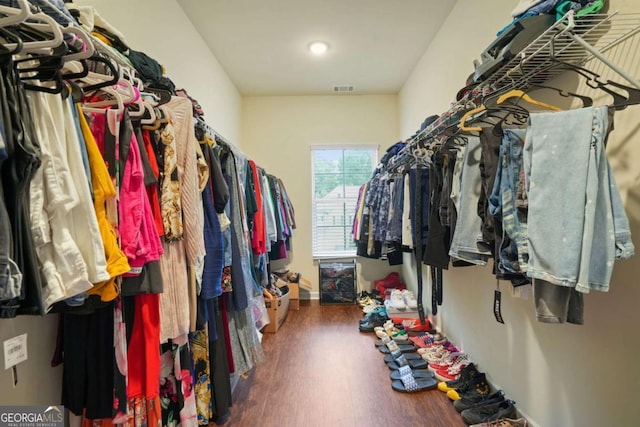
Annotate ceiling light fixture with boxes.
[309,41,329,56]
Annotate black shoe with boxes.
[359,315,388,332]
[461,399,517,425]
[359,311,387,325]
[447,372,490,400]
[438,363,481,392]
[454,390,505,413]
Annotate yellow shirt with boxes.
[77,105,131,301]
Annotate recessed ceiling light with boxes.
[309,41,329,56]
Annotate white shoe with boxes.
[390,289,406,310]
[401,289,418,310]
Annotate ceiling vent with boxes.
[333,85,355,93]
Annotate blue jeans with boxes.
[449,136,492,265]
[489,129,528,275]
[523,106,634,293]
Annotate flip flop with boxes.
[384,353,422,362]
[391,377,437,392]
[373,338,411,347]
[386,357,428,371]
[390,367,435,381]
[378,343,416,354]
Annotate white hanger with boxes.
[0,0,30,28]
[4,10,64,53]
[62,26,95,61]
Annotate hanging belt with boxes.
[415,165,426,325]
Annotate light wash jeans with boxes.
[523,106,634,293]
[449,136,492,265]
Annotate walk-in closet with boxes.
[0,1,639,426]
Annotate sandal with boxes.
[384,352,422,363]
[373,337,411,347]
[386,355,428,371]
[390,366,435,381]
[391,374,437,393]
[378,343,416,354]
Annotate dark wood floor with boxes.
[225,300,468,427]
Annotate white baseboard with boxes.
[306,291,320,300]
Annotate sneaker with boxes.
[359,313,388,332]
[362,301,382,314]
[426,350,464,368]
[433,354,471,381]
[437,363,481,393]
[359,310,386,325]
[455,390,506,413]
[390,289,406,310]
[468,417,528,427]
[446,373,490,400]
[422,347,458,365]
[401,289,418,310]
[461,400,518,425]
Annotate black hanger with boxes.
[528,83,593,108]
[0,26,23,55]
[144,87,172,105]
[79,54,119,92]
[554,60,638,109]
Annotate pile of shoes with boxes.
[272,269,301,283]
[357,289,384,313]
[360,316,529,426]
[264,282,284,298]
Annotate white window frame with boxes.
[311,145,378,259]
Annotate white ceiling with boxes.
[177,0,457,96]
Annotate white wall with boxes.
[242,95,401,296]
[399,0,640,426]
[75,0,243,145]
[0,0,243,406]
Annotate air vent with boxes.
[333,85,355,93]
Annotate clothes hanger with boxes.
[458,105,487,132]
[77,55,119,91]
[0,25,23,55]
[528,83,593,108]
[6,10,64,53]
[60,26,94,61]
[496,89,562,111]
[553,60,633,108]
[82,87,123,115]
[139,100,156,125]
[0,0,30,29]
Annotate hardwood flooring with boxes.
[226,300,468,427]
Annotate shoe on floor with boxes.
[437,363,481,393]
[461,399,517,425]
[454,390,505,413]
[447,373,490,400]
[469,417,528,427]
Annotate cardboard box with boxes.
[262,288,290,333]
[299,277,312,290]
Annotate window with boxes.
[311,146,377,258]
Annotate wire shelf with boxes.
[385,10,640,171]
[485,11,640,89]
